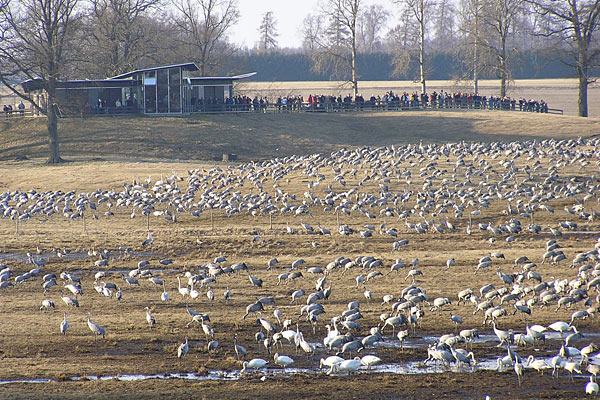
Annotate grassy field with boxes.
[0,138,599,398]
[0,81,599,398]
[1,110,600,163]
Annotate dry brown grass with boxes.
[1,110,600,163]
[0,143,598,398]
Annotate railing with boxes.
[2,108,35,118]
[6,100,559,118]
[90,105,139,115]
[189,99,556,115]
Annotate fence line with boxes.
[2,99,560,118]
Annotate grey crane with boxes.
[234,334,247,360]
[177,337,189,360]
[87,312,106,341]
[60,312,69,335]
[243,300,264,319]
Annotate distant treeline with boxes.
[226,51,575,82]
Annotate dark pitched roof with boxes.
[110,62,200,79]
[188,72,257,85]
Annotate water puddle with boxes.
[0,251,155,263]
[0,353,588,384]
[0,378,54,385]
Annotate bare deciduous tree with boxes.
[172,0,239,75]
[480,0,525,97]
[0,0,80,163]
[257,11,278,52]
[387,11,418,79]
[430,0,456,52]
[457,0,485,93]
[303,0,361,97]
[302,13,324,52]
[79,0,162,77]
[357,4,388,53]
[526,0,600,117]
[394,0,434,94]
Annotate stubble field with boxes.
[1,134,600,399]
[1,78,600,399]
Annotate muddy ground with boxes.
[0,144,599,399]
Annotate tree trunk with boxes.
[419,8,426,94]
[578,73,588,117]
[352,34,358,98]
[500,77,506,98]
[499,52,507,98]
[473,40,478,94]
[473,0,479,95]
[500,34,507,98]
[46,88,63,164]
[351,1,358,98]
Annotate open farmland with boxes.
[1,136,600,399]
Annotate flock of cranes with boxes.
[1,138,600,397]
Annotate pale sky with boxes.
[229,0,396,49]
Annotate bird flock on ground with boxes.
[2,138,600,396]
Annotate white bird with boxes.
[450,314,463,331]
[548,321,576,338]
[178,337,189,359]
[526,355,549,374]
[87,312,106,341]
[241,358,268,374]
[551,355,564,377]
[320,355,344,369]
[40,299,55,312]
[586,375,599,395]
[360,355,381,369]
[515,361,523,386]
[201,320,214,339]
[273,353,294,368]
[397,329,409,349]
[161,283,170,302]
[189,282,199,299]
[563,360,582,381]
[329,358,362,375]
[363,288,372,303]
[60,312,69,335]
[177,276,190,298]
[145,306,156,329]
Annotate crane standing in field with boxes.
[87,312,105,341]
[60,312,69,335]
[178,337,189,360]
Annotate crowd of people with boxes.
[2,101,26,117]
[189,90,550,114]
[3,91,551,116]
